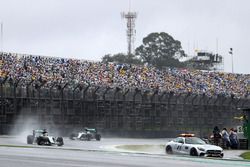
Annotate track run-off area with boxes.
[0,136,250,167]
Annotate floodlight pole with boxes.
[0,22,3,52]
[229,48,234,73]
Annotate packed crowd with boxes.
[0,52,249,98]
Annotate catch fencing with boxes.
[0,80,249,137]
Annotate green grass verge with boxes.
[0,145,35,148]
[240,152,250,160]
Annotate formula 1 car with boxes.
[69,128,101,141]
[27,129,64,146]
[165,134,223,157]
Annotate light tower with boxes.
[0,22,3,52]
[229,48,234,73]
[121,1,137,56]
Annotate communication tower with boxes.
[0,22,3,52]
[121,1,137,55]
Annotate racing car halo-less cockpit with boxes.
[69,128,101,141]
[27,129,64,146]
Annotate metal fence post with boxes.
[26,80,34,99]
[60,83,68,135]
[122,88,129,101]
[150,89,159,103]
[49,83,56,100]
[114,87,121,101]
[133,88,141,102]
[183,92,191,105]
[0,75,6,133]
[142,90,150,102]
[0,78,7,108]
[73,85,79,100]
[102,87,111,101]
[92,86,100,100]
[83,84,90,100]
[191,94,198,105]
[13,79,21,115]
[159,91,166,102]
[82,84,90,126]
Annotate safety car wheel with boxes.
[166,146,173,154]
[190,148,198,156]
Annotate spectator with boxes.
[229,128,239,149]
[221,128,231,149]
[213,126,221,146]
[0,52,249,99]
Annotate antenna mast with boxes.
[121,0,137,55]
[0,22,3,52]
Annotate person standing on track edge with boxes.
[213,126,221,146]
[229,128,239,149]
[221,128,231,149]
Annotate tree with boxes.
[102,54,114,63]
[135,32,186,69]
[101,53,142,65]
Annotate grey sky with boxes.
[0,0,249,74]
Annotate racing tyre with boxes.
[37,137,45,145]
[27,135,34,144]
[95,134,101,141]
[166,146,173,154]
[190,148,198,156]
[86,134,91,141]
[56,137,64,146]
[80,135,85,141]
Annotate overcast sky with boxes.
[0,0,249,74]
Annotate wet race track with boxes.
[0,136,250,167]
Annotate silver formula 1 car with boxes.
[69,128,101,141]
[165,134,223,157]
[27,129,64,146]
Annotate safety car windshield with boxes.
[185,137,206,145]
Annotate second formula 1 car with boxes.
[69,128,101,141]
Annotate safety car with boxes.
[165,134,223,157]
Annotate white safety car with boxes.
[165,134,223,157]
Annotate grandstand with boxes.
[0,52,249,137]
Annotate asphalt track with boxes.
[0,136,250,167]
